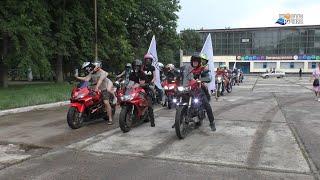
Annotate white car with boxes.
[261,71,285,78]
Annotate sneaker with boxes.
[210,123,216,131]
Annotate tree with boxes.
[180,29,202,55]
[0,0,51,87]
[127,0,181,65]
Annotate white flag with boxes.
[147,35,162,89]
[200,34,216,91]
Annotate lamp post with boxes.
[94,0,98,61]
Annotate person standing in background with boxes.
[299,68,302,80]
[311,63,320,101]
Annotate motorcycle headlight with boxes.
[168,85,175,90]
[177,86,185,91]
[194,98,199,103]
[164,86,169,90]
[121,94,134,101]
[74,93,85,100]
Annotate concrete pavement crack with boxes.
[273,92,320,180]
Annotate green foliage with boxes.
[180,29,203,55]
[0,0,181,81]
[0,83,72,110]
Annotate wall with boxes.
[181,55,319,73]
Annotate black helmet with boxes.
[191,52,208,68]
[190,53,202,68]
[132,59,142,72]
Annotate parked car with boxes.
[261,71,285,78]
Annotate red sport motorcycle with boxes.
[174,70,211,139]
[118,84,152,133]
[162,80,177,109]
[67,81,116,129]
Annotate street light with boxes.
[94,0,98,61]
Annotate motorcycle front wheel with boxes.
[119,105,133,133]
[175,106,188,139]
[67,107,83,129]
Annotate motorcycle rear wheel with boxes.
[175,106,188,139]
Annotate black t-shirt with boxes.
[142,65,155,83]
[165,71,176,82]
[129,71,146,84]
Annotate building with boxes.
[181,25,320,73]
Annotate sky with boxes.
[177,0,320,32]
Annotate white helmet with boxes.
[92,61,102,68]
[82,62,94,73]
[158,62,164,71]
[165,64,175,71]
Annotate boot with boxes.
[149,107,155,127]
[210,123,216,131]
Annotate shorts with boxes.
[101,90,112,101]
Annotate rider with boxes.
[190,53,216,131]
[164,64,177,83]
[116,63,132,81]
[143,53,163,105]
[219,65,229,89]
[75,61,115,125]
[129,59,155,127]
[158,62,165,81]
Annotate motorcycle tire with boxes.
[119,106,133,133]
[67,107,83,129]
[175,106,188,139]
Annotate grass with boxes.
[0,83,74,110]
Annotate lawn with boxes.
[0,83,74,110]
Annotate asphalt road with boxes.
[0,76,319,180]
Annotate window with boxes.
[312,62,316,69]
[263,63,267,69]
[290,62,294,69]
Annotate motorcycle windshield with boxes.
[78,81,89,88]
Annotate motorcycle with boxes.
[215,75,224,100]
[67,81,116,129]
[162,80,177,109]
[118,84,152,133]
[174,70,211,139]
[225,74,233,93]
[114,78,127,104]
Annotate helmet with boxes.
[144,53,153,60]
[158,62,164,71]
[132,59,142,72]
[125,63,132,68]
[199,53,209,65]
[190,52,202,68]
[165,64,175,71]
[144,53,153,66]
[92,61,102,68]
[82,62,95,73]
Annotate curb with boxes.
[0,101,69,117]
